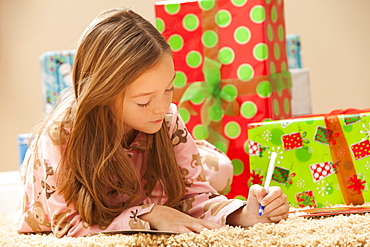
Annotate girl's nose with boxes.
[154,98,170,114]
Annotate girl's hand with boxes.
[139,205,222,233]
[227,184,289,227]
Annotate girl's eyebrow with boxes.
[131,73,176,98]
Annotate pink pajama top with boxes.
[14,102,245,237]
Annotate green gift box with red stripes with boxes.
[248,109,370,208]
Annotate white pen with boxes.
[258,152,277,217]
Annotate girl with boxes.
[15,8,289,238]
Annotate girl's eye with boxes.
[137,102,150,108]
[165,86,174,92]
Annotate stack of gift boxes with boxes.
[39,50,76,117]
[155,0,292,199]
[249,32,370,208]
[17,50,75,166]
[247,30,370,208]
[286,34,312,117]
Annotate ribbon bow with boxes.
[178,57,239,152]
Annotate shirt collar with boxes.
[126,132,151,151]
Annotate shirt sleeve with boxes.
[14,120,155,238]
[167,104,246,226]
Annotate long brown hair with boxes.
[55,8,185,227]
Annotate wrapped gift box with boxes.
[155,0,292,199]
[290,68,312,116]
[39,50,76,116]
[286,34,302,69]
[17,133,32,166]
[248,109,370,208]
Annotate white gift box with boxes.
[290,68,312,116]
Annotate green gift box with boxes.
[248,109,370,208]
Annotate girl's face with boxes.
[114,53,176,135]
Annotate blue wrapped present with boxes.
[286,34,302,69]
[39,50,76,116]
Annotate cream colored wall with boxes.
[0,0,159,172]
[1,0,369,172]
[285,0,370,113]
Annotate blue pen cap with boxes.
[18,133,32,166]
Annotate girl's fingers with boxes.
[186,220,222,233]
[190,223,209,233]
[141,205,224,234]
[200,220,222,230]
[268,206,289,222]
[259,187,289,220]
[264,200,289,218]
[260,186,283,204]
[164,217,222,233]
[261,187,287,208]
[266,215,284,222]
[174,225,194,234]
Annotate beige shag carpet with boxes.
[2,212,370,247]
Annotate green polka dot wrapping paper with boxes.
[248,109,370,208]
[155,0,292,199]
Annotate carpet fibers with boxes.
[2,213,370,246]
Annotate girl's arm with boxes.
[138,104,245,232]
[167,104,246,226]
[167,104,289,227]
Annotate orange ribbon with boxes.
[325,109,364,205]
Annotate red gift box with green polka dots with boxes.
[248,109,370,208]
[155,0,292,199]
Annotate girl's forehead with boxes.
[125,54,175,97]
